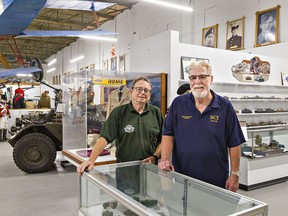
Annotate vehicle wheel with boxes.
[30,57,43,82]
[13,133,56,173]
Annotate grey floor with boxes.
[0,141,287,216]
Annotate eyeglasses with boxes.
[133,87,151,94]
[189,74,211,81]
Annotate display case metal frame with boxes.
[79,161,268,216]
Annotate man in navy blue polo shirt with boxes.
[158,61,245,192]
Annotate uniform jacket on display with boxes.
[106,85,131,118]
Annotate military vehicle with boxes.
[8,66,64,173]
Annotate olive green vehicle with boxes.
[8,111,62,173]
[7,61,63,173]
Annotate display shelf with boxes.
[79,161,268,216]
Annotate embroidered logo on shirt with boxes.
[182,116,192,120]
[124,125,134,133]
[210,115,219,122]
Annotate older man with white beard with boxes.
[158,61,245,192]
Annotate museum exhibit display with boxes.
[79,161,268,216]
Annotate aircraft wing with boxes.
[0,67,41,78]
[0,0,115,36]
[18,29,117,37]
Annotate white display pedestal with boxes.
[240,154,288,190]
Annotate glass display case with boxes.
[62,70,167,166]
[79,161,268,216]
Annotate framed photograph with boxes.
[202,24,218,48]
[181,57,210,80]
[89,63,95,70]
[255,5,280,47]
[281,72,288,86]
[226,17,245,50]
[111,57,117,71]
[119,54,125,71]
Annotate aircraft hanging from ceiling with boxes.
[0,0,116,81]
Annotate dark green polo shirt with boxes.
[100,102,163,162]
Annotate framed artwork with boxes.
[255,5,280,47]
[226,17,245,51]
[102,59,109,70]
[181,56,210,80]
[281,72,288,86]
[119,54,125,71]
[111,57,117,71]
[89,63,95,69]
[202,24,218,48]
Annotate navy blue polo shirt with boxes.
[163,91,245,188]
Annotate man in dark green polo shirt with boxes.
[77,76,163,174]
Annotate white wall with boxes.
[45,0,288,104]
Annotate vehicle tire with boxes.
[30,57,44,82]
[13,133,56,173]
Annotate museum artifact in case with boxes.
[79,161,268,216]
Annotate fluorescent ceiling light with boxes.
[47,67,56,73]
[16,74,33,77]
[144,0,193,12]
[79,35,118,42]
[70,55,84,63]
[48,58,56,66]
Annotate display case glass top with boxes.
[80,161,267,216]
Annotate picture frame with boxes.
[119,54,125,71]
[255,5,280,47]
[202,24,218,48]
[281,72,288,86]
[226,17,245,51]
[181,56,210,80]
[111,57,117,71]
[102,59,109,70]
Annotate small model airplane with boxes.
[0,0,116,79]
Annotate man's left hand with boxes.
[225,175,239,192]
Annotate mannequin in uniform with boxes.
[0,100,11,141]
[106,85,131,118]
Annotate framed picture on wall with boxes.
[119,54,125,71]
[111,57,117,71]
[226,17,245,51]
[181,57,210,80]
[202,24,218,48]
[102,59,109,70]
[281,72,288,86]
[255,5,280,47]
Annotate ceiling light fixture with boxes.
[48,58,56,66]
[47,67,56,73]
[70,55,84,63]
[79,35,118,42]
[143,0,193,12]
[16,74,33,77]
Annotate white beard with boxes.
[192,89,208,98]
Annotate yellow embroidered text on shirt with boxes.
[182,116,192,120]
[210,115,219,122]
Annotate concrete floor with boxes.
[0,141,78,216]
[0,140,287,216]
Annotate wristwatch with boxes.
[230,171,241,177]
[151,154,159,165]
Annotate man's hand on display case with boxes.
[77,161,94,175]
[225,174,239,192]
[143,154,159,165]
[158,160,174,171]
